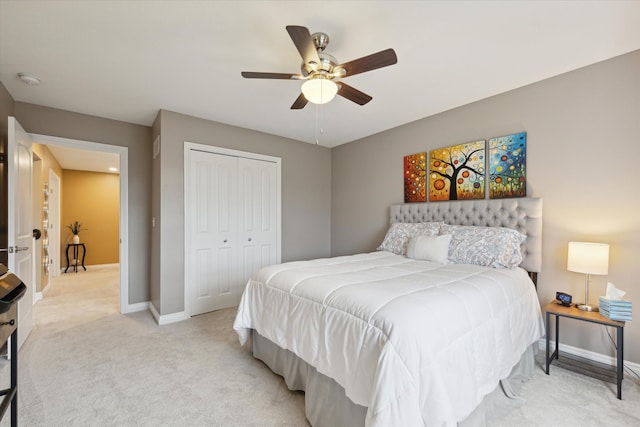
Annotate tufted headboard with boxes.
[390,198,542,273]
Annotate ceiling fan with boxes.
[241,25,397,109]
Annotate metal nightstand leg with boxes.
[545,311,560,375]
[617,325,623,399]
[545,311,550,374]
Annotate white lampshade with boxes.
[301,77,338,104]
[567,242,609,275]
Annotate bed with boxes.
[234,198,544,426]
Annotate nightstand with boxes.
[544,301,625,399]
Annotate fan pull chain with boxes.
[315,103,325,145]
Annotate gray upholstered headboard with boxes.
[390,198,542,273]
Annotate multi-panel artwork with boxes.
[489,132,526,199]
[404,132,527,203]
[404,152,426,202]
[429,140,485,201]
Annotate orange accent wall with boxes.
[62,170,119,265]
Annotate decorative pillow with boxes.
[377,222,442,255]
[406,234,452,264]
[440,224,526,269]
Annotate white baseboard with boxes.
[149,303,189,325]
[124,301,149,313]
[57,263,119,274]
[538,339,640,372]
[86,263,120,269]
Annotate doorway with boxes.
[30,133,129,314]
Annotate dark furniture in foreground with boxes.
[0,263,28,426]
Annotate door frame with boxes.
[48,169,61,279]
[183,142,281,317]
[30,133,129,314]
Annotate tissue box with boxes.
[599,296,632,321]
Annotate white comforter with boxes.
[233,251,544,427]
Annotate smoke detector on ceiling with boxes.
[17,73,41,86]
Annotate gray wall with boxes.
[0,83,16,266]
[154,110,331,315]
[331,50,640,364]
[14,102,152,306]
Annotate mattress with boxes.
[233,251,544,426]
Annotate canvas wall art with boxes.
[404,152,426,202]
[489,132,526,199]
[429,140,485,201]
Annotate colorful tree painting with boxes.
[429,140,485,201]
[404,152,426,202]
[489,132,526,199]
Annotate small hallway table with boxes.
[65,243,87,273]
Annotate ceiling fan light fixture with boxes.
[301,77,338,104]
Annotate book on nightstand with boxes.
[599,296,632,321]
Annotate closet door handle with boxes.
[223,239,228,243]
[248,237,252,242]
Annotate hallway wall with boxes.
[32,143,63,290]
[62,170,119,266]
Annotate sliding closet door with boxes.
[237,157,278,286]
[189,151,239,315]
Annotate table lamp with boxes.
[567,242,609,312]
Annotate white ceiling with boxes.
[42,144,120,174]
[1,0,640,149]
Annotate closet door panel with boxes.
[238,157,278,286]
[189,151,238,315]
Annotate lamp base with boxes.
[576,303,599,312]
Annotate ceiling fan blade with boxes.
[241,71,302,80]
[337,48,398,77]
[286,25,321,67]
[337,82,373,105]
[291,93,308,110]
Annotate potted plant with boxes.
[67,221,86,244]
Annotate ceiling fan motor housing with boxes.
[300,32,343,78]
[302,52,341,77]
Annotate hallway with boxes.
[33,265,120,333]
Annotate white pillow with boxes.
[406,234,452,264]
[377,222,442,255]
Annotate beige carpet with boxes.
[0,266,306,427]
[0,265,638,426]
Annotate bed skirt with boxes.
[251,329,536,427]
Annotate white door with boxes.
[237,157,278,286]
[188,151,239,315]
[186,149,279,316]
[7,117,34,349]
